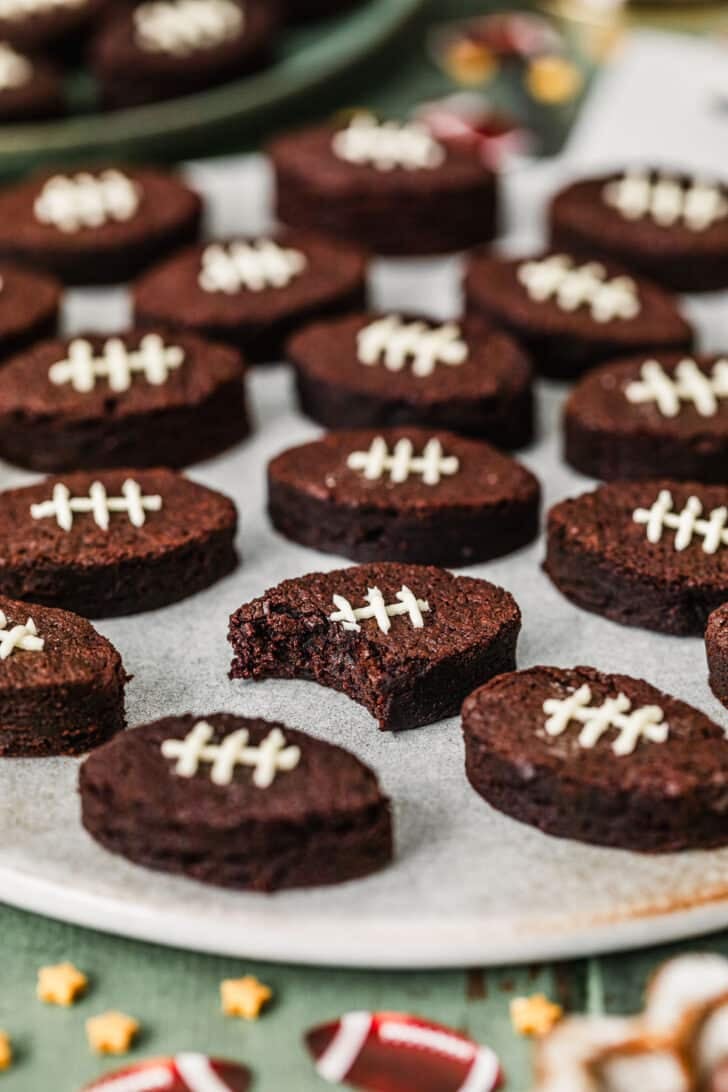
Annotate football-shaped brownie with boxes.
[229,562,521,732]
[550,169,728,293]
[564,353,728,482]
[80,713,392,891]
[267,427,541,566]
[0,468,238,617]
[91,0,278,109]
[81,1054,250,1091]
[133,230,368,363]
[545,481,728,635]
[269,112,498,256]
[0,166,202,285]
[0,329,249,472]
[463,665,728,852]
[307,1011,501,1092]
[464,250,692,379]
[0,261,60,363]
[0,594,127,757]
[0,44,64,123]
[707,603,728,709]
[287,312,534,449]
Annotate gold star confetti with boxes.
[526,55,583,104]
[0,1032,12,1071]
[37,962,88,1006]
[443,40,499,86]
[220,975,272,1020]
[510,993,564,1036]
[85,1011,140,1055]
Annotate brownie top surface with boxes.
[93,0,274,74]
[707,603,728,650]
[0,468,237,568]
[0,329,244,420]
[287,312,531,401]
[0,261,60,335]
[231,562,520,666]
[81,713,386,825]
[0,593,122,691]
[552,172,728,255]
[268,427,540,511]
[465,250,691,345]
[463,665,728,792]
[548,480,728,587]
[268,120,495,196]
[0,167,202,252]
[133,230,367,326]
[565,353,728,440]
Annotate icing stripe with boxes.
[315,1012,373,1082]
[457,1046,501,1092]
[175,1054,233,1092]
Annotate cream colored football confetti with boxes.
[161,721,301,788]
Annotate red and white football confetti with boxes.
[82,1054,250,1092]
[416,94,531,169]
[306,1011,502,1092]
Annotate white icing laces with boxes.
[30,480,163,532]
[357,316,468,378]
[517,254,640,323]
[625,358,728,418]
[543,683,668,756]
[134,0,244,56]
[0,0,86,18]
[332,112,446,172]
[633,489,728,554]
[198,240,307,294]
[161,721,301,788]
[347,436,459,485]
[49,335,185,394]
[0,42,31,91]
[604,170,728,232]
[0,610,43,660]
[33,170,141,234]
[330,585,430,634]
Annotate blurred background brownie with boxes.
[0,44,64,123]
[707,603,728,709]
[550,169,728,293]
[465,250,693,379]
[0,0,109,57]
[564,353,728,483]
[0,165,202,285]
[288,312,534,448]
[91,0,279,109]
[268,427,541,567]
[283,0,364,21]
[269,112,499,255]
[134,230,368,362]
[0,261,60,362]
[0,329,249,472]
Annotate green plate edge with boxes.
[0,0,427,176]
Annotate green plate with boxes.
[0,0,426,178]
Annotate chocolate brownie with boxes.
[0,45,64,123]
[564,353,728,483]
[707,603,728,709]
[0,329,249,472]
[0,261,60,362]
[82,1056,250,1092]
[0,0,108,55]
[464,250,693,379]
[134,230,368,363]
[0,166,202,286]
[91,0,278,110]
[545,481,728,635]
[550,170,728,293]
[269,113,499,256]
[229,562,521,732]
[268,427,541,566]
[0,593,127,757]
[80,712,393,891]
[0,468,238,617]
[463,665,728,853]
[287,313,534,448]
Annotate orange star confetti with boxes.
[0,1032,12,1071]
[526,55,583,104]
[511,993,564,1037]
[86,1011,140,1055]
[220,976,272,1021]
[37,962,88,1006]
